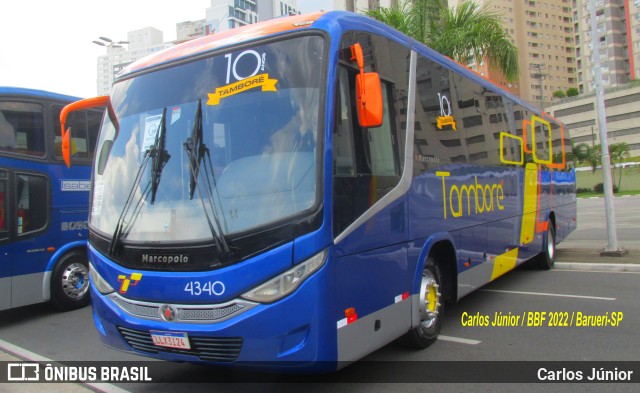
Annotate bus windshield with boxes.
[91,35,324,244]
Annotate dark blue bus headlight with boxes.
[89,263,115,294]
[241,249,327,303]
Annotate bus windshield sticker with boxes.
[170,106,181,125]
[206,73,278,106]
[91,181,104,216]
[436,93,457,130]
[142,114,162,153]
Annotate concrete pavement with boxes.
[556,195,640,269]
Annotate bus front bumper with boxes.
[89,264,336,371]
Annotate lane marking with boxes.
[0,338,130,393]
[553,268,640,275]
[554,262,640,273]
[438,335,481,345]
[480,289,616,301]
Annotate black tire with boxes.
[535,225,556,270]
[400,257,443,349]
[50,251,90,311]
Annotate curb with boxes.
[555,262,640,272]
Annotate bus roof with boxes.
[0,86,81,102]
[123,12,326,77]
[115,11,562,127]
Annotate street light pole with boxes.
[589,0,626,256]
[92,36,129,50]
[92,36,130,96]
[531,63,546,110]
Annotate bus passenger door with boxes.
[0,169,11,310]
[10,172,51,308]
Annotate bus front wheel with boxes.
[401,257,443,349]
[50,251,90,311]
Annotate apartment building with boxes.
[574,0,640,94]
[334,0,398,12]
[96,27,169,95]
[176,20,207,42]
[96,1,301,94]
[335,0,576,108]
[333,0,640,155]
[449,0,576,109]
[205,0,299,33]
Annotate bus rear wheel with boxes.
[535,225,556,270]
[51,251,90,311]
[401,257,443,349]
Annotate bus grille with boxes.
[109,294,254,323]
[117,326,243,362]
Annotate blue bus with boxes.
[61,11,576,369]
[0,87,101,311]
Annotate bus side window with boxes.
[333,32,409,237]
[334,68,357,176]
[0,102,45,157]
[53,107,87,159]
[16,173,48,235]
[334,67,399,179]
[52,106,102,161]
[0,110,16,150]
[0,170,7,239]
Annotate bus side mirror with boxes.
[60,96,110,168]
[350,43,383,128]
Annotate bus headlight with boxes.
[89,264,115,294]
[241,249,327,303]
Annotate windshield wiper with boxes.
[149,107,170,204]
[187,101,202,200]
[108,109,168,256]
[184,100,230,256]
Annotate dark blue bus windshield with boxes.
[91,35,324,243]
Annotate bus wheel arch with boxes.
[428,241,457,303]
[50,249,90,311]
[401,240,456,349]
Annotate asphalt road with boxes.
[2,267,639,392]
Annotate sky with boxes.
[0,0,334,98]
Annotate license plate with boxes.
[150,330,191,350]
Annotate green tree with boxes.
[365,0,519,82]
[566,87,579,97]
[561,143,580,169]
[573,142,601,173]
[609,142,630,189]
[574,142,630,190]
[553,90,567,99]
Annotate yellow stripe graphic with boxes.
[491,248,519,281]
[520,163,538,245]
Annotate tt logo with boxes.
[118,273,143,294]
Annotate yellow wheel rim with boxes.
[426,284,437,313]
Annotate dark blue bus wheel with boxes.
[51,251,90,311]
[535,225,556,270]
[400,257,443,349]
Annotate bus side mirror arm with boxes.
[60,96,111,168]
[350,43,383,128]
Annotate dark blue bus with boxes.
[0,87,101,311]
[62,11,576,369]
